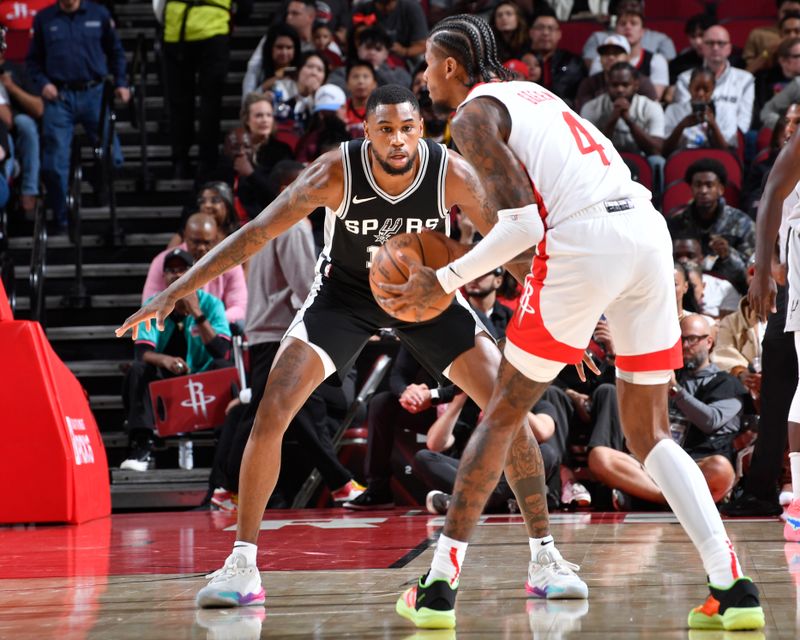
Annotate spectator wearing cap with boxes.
[520,52,543,83]
[27,0,130,232]
[588,4,669,99]
[575,33,657,111]
[223,92,294,220]
[668,159,754,294]
[582,0,676,69]
[490,1,530,63]
[120,247,233,472]
[664,68,728,156]
[669,14,716,84]
[345,60,378,138]
[143,212,248,324]
[742,0,800,73]
[529,8,585,105]
[330,26,411,90]
[673,26,754,148]
[503,59,531,81]
[295,83,349,162]
[581,62,664,159]
[755,36,800,125]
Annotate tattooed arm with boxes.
[116,150,344,338]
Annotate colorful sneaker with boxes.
[525,546,588,599]
[342,485,394,510]
[425,490,451,515]
[195,553,266,608]
[396,572,457,629]
[785,498,800,542]
[331,479,366,503]
[687,577,765,630]
[561,480,591,507]
[779,486,793,507]
[211,488,238,512]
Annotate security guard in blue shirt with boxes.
[26,0,130,231]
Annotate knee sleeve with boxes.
[615,368,672,385]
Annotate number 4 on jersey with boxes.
[562,111,610,166]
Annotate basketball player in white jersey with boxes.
[383,15,764,632]
[749,105,800,545]
[116,86,587,610]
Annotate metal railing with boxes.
[29,199,47,326]
[0,206,14,314]
[96,78,121,246]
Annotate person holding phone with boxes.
[664,68,728,157]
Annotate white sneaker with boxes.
[525,547,588,599]
[195,553,265,608]
[780,489,794,507]
[561,480,591,507]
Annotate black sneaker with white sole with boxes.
[120,439,154,472]
[342,485,394,510]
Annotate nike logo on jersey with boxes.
[352,195,378,204]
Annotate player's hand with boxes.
[574,350,600,382]
[747,270,777,322]
[115,291,176,340]
[376,252,445,321]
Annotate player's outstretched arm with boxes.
[116,151,344,339]
[749,131,800,320]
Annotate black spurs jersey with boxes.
[317,138,450,292]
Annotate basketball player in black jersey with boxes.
[116,85,587,609]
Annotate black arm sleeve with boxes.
[388,346,425,397]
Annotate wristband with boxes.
[194,314,207,325]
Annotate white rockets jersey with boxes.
[782,182,800,262]
[459,81,651,228]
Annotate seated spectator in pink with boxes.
[143,212,248,324]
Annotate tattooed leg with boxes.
[504,420,550,538]
[443,357,548,541]
[236,338,326,543]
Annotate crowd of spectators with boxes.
[3,0,793,515]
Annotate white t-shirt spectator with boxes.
[664,101,714,149]
[589,49,669,87]
[580,93,665,154]
[673,63,754,146]
[583,28,676,63]
[701,273,740,318]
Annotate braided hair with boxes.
[429,14,514,87]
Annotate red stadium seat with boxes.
[643,0,705,19]
[662,181,692,217]
[716,2,776,20]
[560,21,604,57]
[756,126,773,152]
[664,148,742,189]
[619,152,653,190]
[721,18,773,49]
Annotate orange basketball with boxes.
[369,231,457,322]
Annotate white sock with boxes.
[529,535,555,561]
[232,540,258,566]
[644,439,742,587]
[427,534,468,585]
[791,452,800,501]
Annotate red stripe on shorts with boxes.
[615,338,683,372]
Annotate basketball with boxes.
[369,231,457,322]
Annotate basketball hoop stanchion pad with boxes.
[0,320,110,524]
[149,367,238,437]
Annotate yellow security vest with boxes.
[164,0,232,43]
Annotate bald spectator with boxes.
[575,33,658,112]
[673,26,755,148]
[582,0,676,68]
[742,0,800,73]
[529,8,585,104]
[142,213,248,323]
